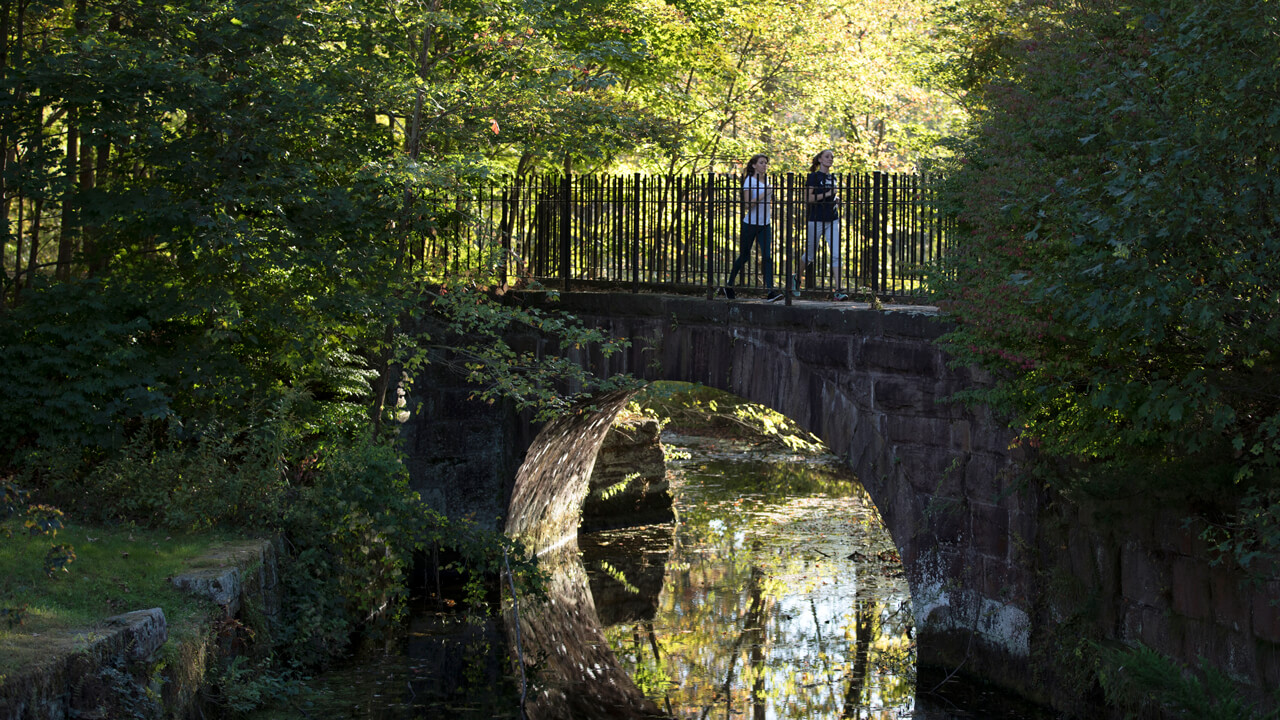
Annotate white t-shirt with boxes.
[743,175,771,226]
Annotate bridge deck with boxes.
[715,294,939,314]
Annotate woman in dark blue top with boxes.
[803,149,846,300]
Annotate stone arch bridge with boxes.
[501,293,1028,681]
[404,291,1280,715]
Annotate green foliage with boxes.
[273,440,419,665]
[926,0,1050,96]
[23,505,66,537]
[633,381,825,453]
[209,655,310,715]
[1199,487,1280,575]
[424,285,638,423]
[0,479,24,523]
[1098,643,1280,720]
[41,544,77,579]
[931,0,1280,514]
[597,473,642,502]
[3,483,50,621]
[613,0,964,173]
[0,479,75,618]
[267,432,544,665]
[0,280,176,459]
[1,606,25,630]
[23,392,317,531]
[595,559,640,595]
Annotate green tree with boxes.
[932,0,1280,555]
[0,0,631,671]
[547,0,965,174]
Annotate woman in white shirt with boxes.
[722,154,781,301]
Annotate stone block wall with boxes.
[1040,499,1280,712]
[579,414,672,532]
[400,361,524,532]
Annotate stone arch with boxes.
[504,390,637,551]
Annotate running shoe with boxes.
[833,292,849,301]
[717,286,736,299]
[767,290,784,302]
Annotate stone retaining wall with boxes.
[0,539,279,720]
[1037,498,1280,713]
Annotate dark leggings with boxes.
[727,222,773,289]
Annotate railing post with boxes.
[890,172,899,296]
[631,173,641,291]
[559,173,571,291]
[871,170,884,297]
[500,184,511,288]
[783,173,794,305]
[704,174,714,299]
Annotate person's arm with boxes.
[808,173,835,203]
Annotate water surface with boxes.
[580,431,914,719]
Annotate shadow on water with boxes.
[243,431,1059,719]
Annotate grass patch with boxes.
[1,520,248,678]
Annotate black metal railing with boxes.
[420,171,952,301]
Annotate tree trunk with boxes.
[499,151,538,287]
[80,131,102,276]
[55,0,88,281]
[26,197,42,290]
[0,0,12,293]
[8,193,22,308]
[55,115,78,281]
[839,602,875,718]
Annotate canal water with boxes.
[245,429,1057,719]
[578,430,914,718]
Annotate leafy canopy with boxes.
[932,0,1280,508]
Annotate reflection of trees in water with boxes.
[588,437,916,719]
[700,565,771,720]
[610,571,911,717]
[679,454,864,505]
[841,601,875,719]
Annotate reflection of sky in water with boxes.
[582,433,915,719]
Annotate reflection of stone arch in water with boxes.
[503,390,669,720]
